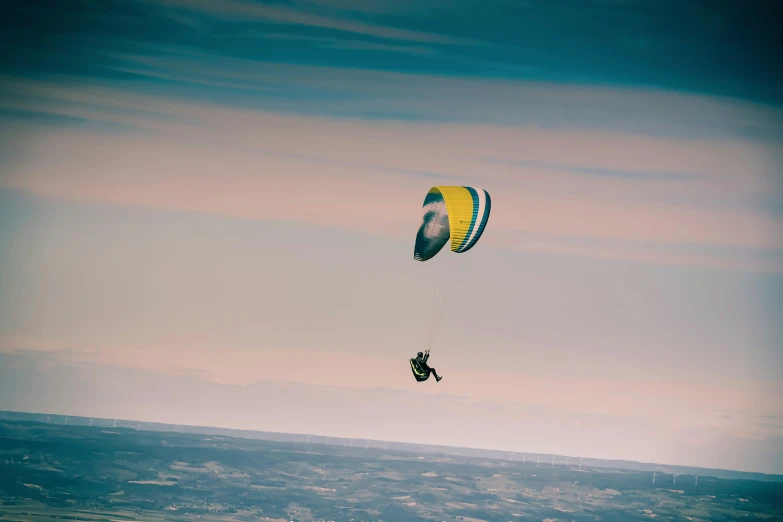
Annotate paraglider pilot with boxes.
[411,350,442,382]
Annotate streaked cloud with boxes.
[480,158,706,181]
[3,0,779,103]
[82,46,783,140]
[153,0,490,46]
[2,72,781,272]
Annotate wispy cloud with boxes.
[254,31,438,55]
[153,0,489,46]
[86,46,783,140]
[479,158,705,181]
[4,0,779,105]
[2,74,782,271]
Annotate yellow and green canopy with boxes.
[413,186,492,262]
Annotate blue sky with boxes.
[1,0,782,473]
[3,0,781,103]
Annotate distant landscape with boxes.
[2,411,781,484]
[1,412,782,521]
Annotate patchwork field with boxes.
[1,420,781,521]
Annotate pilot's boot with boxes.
[435,375,442,382]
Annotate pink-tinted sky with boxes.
[1,0,782,473]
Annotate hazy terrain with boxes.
[2,416,782,521]
[2,411,781,483]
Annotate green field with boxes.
[1,420,781,521]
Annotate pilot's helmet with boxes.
[417,352,423,358]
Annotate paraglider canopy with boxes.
[414,186,491,262]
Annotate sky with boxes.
[1,0,782,474]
